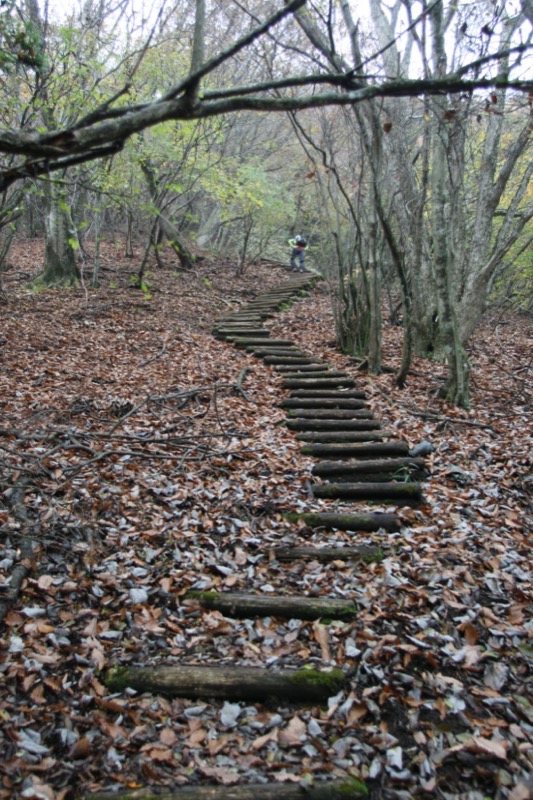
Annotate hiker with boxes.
[289,234,307,272]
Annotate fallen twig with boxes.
[139,339,169,368]
[373,385,496,431]
[0,479,38,624]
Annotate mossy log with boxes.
[311,481,423,504]
[282,378,356,389]
[296,432,389,443]
[214,317,265,324]
[300,442,409,458]
[104,664,346,702]
[264,357,322,365]
[274,545,384,563]
[256,288,306,296]
[253,349,309,358]
[234,338,295,348]
[216,329,270,339]
[286,419,380,431]
[282,398,366,409]
[246,303,285,311]
[214,315,263,322]
[274,365,331,373]
[312,457,426,481]
[281,371,349,380]
[214,324,265,332]
[241,310,274,319]
[289,409,374,420]
[289,389,366,399]
[184,591,357,620]
[87,777,368,800]
[284,511,400,532]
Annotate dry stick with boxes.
[139,338,168,368]
[373,385,495,431]
[107,395,151,435]
[235,366,251,401]
[0,479,37,624]
[76,431,246,443]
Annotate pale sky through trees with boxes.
[43,0,532,84]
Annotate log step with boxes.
[289,409,373,419]
[215,316,264,324]
[104,664,346,702]
[282,378,356,389]
[274,365,331,373]
[284,511,400,532]
[289,389,366,398]
[281,371,348,380]
[216,329,270,338]
[88,778,368,799]
[264,357,322,365]
[234,338,295,348]
[240,310,274,319]
[300,442,409,458]
[282,398,366,409]
[185,591,357,620]
[214,324,265,332]
[274,545,384,563]
[296,431,390,443]
[254,348,310,358]
[312,456,426,482]
[246,303,287,311]
[311,481,423,504]
[286,419,381,431]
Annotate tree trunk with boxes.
[367,219,382,374]
[140,160,195,270]
[35,182,79,287]
[429,2,469,407]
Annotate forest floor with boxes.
[0,238,531,800]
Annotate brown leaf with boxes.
[188,728,207,746]
[279,716,306,747]
[312,620,331,662]
[252,729,278,750]
[159,728,177,746]
[460,622,478,644]
[466,737,508,759]
[68,737,92,760]
[141,745,175,763]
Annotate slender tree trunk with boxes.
[430,1,469,406]
[367,219,381,374]
[35,182,79,287]
[140,160,195,270]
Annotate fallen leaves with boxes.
[0,241,531,799]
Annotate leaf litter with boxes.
[0,239,531,799]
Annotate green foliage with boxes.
[130,273,152,299]
[0,1,45,72]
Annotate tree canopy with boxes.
[0,0,531,191]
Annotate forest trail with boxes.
[91,273,430,798]
[0,248,530,800]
